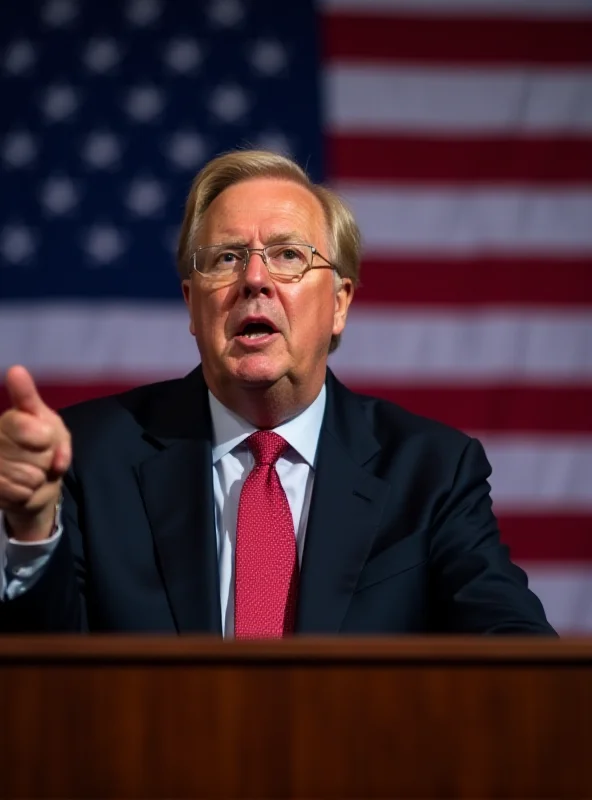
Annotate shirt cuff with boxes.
[0,510,63,601]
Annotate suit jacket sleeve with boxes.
[0,472,85,632]
[429,437,557,635]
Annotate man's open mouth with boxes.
[236,321,278,339]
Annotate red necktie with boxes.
[234,431,299,638]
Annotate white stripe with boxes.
[478,436,592,511]
[321,0,592,19]
[331,308,592,383]
[326,67,592,134]
[334,185,592,253]
[0,302,198,379]
[521,566,592,633]
[2,304,592,383]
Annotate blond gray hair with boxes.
[176,149,361,352]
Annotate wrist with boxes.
[5,499,61,542]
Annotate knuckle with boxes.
[16,463,47,490]
[0,475,32,506]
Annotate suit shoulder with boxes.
[353,387,472,453]
[59,375,186,441]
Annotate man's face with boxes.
[182,177,353,409]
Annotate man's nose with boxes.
[239,250,273,296]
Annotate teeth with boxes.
[243,331,270,338]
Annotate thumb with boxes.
[5,365,50,417]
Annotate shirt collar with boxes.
[209,383,326,468]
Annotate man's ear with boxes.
[333,277,354,337]
[182,279,196,336]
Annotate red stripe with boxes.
[323,13,592,65]
[0,383,134,413]
[499,515,592,562]
[355,257,592,306]
[1,383,591,433]
[346,385,592,433]
[328,135,592,183]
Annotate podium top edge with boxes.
[0,635,590,664]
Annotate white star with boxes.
[81,131,122,169]
[207,0,244,28]
[125,0,163,27]
[0,225,37,265]
[165,225,181,256]
[2,131,38,168]
[42,0,79,28]
[126,178,166,217]
[255,131,292,156]
[41,85,80,122]
[3,40,36,76]
[209,84,249,123]
[163,38,203,74]
[84,38,121,74]
[166,132,206,169]
[249,40,287,76]
[125,85,164,122]
[84,225,126,265]
[40,177,79,215]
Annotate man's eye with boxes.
[214,250,241,265]
[277,247,305,261]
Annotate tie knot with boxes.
[247,430,289,466]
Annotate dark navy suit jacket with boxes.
[0,367,556,634]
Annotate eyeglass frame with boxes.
[189,242,338,283]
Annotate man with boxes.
[0,149,555,635]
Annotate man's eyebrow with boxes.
[208,232,309,247]
[264,231,307,244]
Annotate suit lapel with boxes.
[135,368,221,634]
[296,372,390,633]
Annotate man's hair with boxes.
[176,149,361,352]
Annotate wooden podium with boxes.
[1,637,591,798]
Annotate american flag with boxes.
[1,0,591,633]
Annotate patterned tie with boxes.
[234,431,299,638]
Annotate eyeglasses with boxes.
[190,242,336,283]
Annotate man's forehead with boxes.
[207,178,323,218]
[201,178,326,240]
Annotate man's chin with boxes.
[229,355,287,389]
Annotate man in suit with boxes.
[0,149,555,635]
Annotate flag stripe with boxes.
[478,434,592,511]
[332,309,592,382]
[347,385,592,433]
[326,66,592,133]
[328,135,592,183]
[2,304,592,381]
[500,515,592,561]
[2,383,591,435]
[335,185,592,253]
[324,14,592,65]
[521,567,592,634]
[356,258,592,306]
[1,381,589,438]
[321,0,592,17]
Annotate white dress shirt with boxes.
[211,386,325,636]
[0,386,326,636]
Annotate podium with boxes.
[1,636,591,798]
